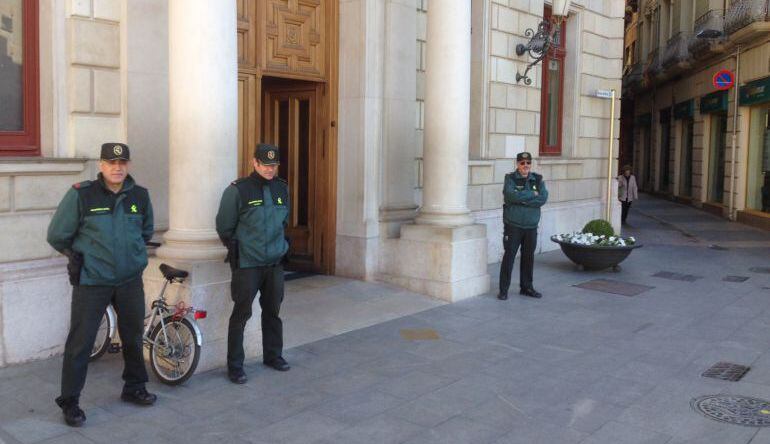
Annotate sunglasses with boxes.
[518,161,531,165]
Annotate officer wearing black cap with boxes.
[47,143,156,427]
[216,143,291,384]
[498,152,548,300]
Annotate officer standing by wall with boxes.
[216,143,291,384]
[498,152,549,300]
[47,143,156,427]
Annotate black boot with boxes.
[520,288,542,299]
[120,388,157,406]
[55,396,86,427]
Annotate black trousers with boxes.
[60,277,148,402]
[499,225,537,295]
[621,200,632,223]
[228,265,284,371]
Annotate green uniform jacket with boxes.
[216,173,290,268]
[503,171,548,229]
[47,174,154,286]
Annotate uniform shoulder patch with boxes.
[276,177,288,184]
[231,177,248,186]
[72,180,92,190]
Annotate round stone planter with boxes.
[550,235,643,271]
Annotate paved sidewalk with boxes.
[2,195,770,443]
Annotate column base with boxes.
[144,257,255,373]
[415,211,475,227]
[156,228,226,261]
[379,223,490,302]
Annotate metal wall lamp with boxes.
[515,0,572,85]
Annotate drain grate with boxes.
[723,276,750,283]
[652,271,702,282]
[691,395,770,427]
[750,267,770,274]
[702,362,750,381]
[400,328,440,341]
[573,279,654,297]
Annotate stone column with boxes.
[381,1,489,302]
[148,0,240,372]
[156,0,237,261]
[415,1,474,227]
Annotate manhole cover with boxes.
[723,276,750,283]
[750,267,770,274]
[574,279,654,297]
[691,395,770,427]
[653,271,702,282]
[400,328,440,341]
[702,362,750,381]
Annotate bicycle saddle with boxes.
[159,263,189,280]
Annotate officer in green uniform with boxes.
[47,143,157,427]
[498,152,548,300]
[216,143,291,384]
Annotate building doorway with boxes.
[261,78,323,271]
[659,109,671,193]
[236,0,338,274]
[748,107,770,213]
[679,118,693,198]
[708,113,727,203]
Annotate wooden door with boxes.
[262,81,321,271]
[237,0,338,274]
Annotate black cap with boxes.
[516,152,532,162]
[100,143,130,161]
[255,143,280,165]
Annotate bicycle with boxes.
[89,247,207,385]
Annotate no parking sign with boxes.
[713,69,735,90]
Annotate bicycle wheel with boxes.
[89,310,113,361]
[148,316,201,385]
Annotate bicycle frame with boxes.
[143,279,204,348]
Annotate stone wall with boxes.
[416,0,625,262]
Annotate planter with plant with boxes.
[550,219,642,271]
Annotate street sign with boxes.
[595,89,614,99]
[713,69,735,90]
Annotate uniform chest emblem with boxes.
[130,204,138,213]
[277,197,283,205]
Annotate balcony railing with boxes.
[623,62,644,90]
[661,32,691,68]
[644,48,662,78]
[725,0,769,35]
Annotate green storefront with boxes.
[700,90,728,204]
[673,100,694,197]
[739,76,770,215]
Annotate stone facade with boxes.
[624,0,770,229]
[0,0,624,367]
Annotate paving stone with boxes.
[580,421,671,444]
[401,416,506,444]
[316,414,424,444]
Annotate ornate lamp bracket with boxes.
[515,20,557,85]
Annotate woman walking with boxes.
[618,165,638,225]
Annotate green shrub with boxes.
[582,219,614,237]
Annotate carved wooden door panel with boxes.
[262,83,320,271]
[262,0,325,79]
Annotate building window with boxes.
[0,0,39,156]
[539,6,566,156]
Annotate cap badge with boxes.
[113,145,123,156]
[267,150,275,160]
